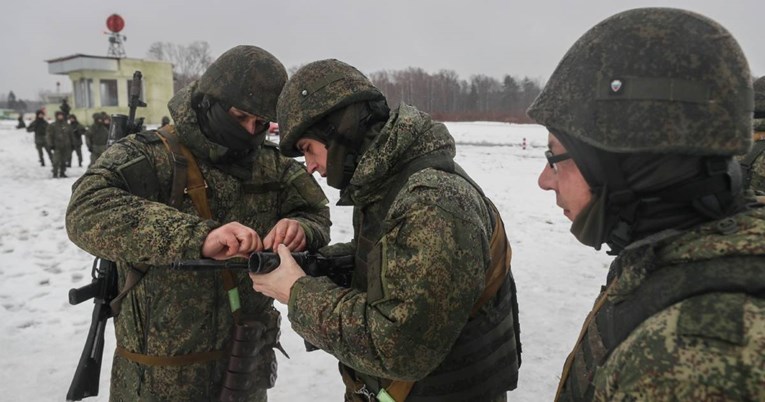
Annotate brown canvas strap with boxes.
[109,263,150,316]
[554,288,610,401]
[382,202,513,402]
[156,127,241,323]
[116,345,224,366]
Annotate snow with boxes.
[0,119,612,401]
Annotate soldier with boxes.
[251,59,521,402]
[60,97,71,118]
[26,109,51,166]
[16,112,25,129]
[85,112,109,166]
[160,115,171,128]
[740,76,765,194]
[46,110,73,178]
[528,8,765,401]
[68,114,86,167]
[65,45,331,401]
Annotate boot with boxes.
[53,172,58,179]
[60,173,68,178]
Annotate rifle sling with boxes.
[115,345,224,366]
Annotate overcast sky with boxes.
[3,0,763,100]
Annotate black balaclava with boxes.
[312,99,389,190]
[195,94,267,156]
[555,131,746,254]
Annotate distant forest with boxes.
[369,68,542,123]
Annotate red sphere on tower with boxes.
[106,14,125,33]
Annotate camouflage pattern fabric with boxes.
[287,104,511,400]
[66,82,330,401]
[277,58,384,157]
[563,206,765,401]
[197,45,287,122]
[527,8,752,156]
[85,123,109,166]
[46,120,72,177]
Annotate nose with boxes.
[241,117,258,135]
[538,163,555,191]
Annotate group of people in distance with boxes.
[64,7,764,402]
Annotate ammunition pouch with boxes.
[219,308,281,401]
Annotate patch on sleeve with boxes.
[677,293,746,346]
[117,155,161,200]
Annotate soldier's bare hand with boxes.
[250,244,306,304]
[202,222,263,260]
[263,219,306,251]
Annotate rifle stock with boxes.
[67,70,147,400]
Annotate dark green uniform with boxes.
[68,119,86,167]
[66,81,331,401]
[85,122,109,166]
[26,115,51,166]
[46,119,73,178]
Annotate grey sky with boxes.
[3,0,762,100]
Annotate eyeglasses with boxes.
[545,150,571,173]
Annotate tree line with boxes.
[369,68,542,122]
[147,41,542,123]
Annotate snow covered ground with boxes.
[0,119,612,401]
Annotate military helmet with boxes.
[527,8,753,156]
[196,45,287,122]
[277,59,385,157]
[754,76,765,116]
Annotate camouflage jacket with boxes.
[561,205,765,401]
[66,82,330,401]
[738,136,765,194]
[288,105,511,394]
[85,123,109,149]
[26,117,48,144]
[46,120,73,151]
[69,121,86,147]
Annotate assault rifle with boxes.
[172,251,354,288]
[66,70,147,401]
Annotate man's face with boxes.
[296,138,328,177]
[538,132,592,221]
[227,106,269,135]
[56,114,64,122]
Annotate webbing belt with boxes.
[116,345,224,366]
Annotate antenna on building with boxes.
[105,14,127,58]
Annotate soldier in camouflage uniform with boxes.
[66,45,331,401]
[251,59,521,402]
[85,112,110,166]
[528,8,765,401]
[46,110,73,178]
[26,109,51,166]
[739,76,765,194]
[68,114,86,167]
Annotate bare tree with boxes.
[147,41,213,91]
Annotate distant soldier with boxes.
[16,113,25,129]
[26,109,52,166]
[159,115,170,128]
[68,114,86,167]
[60,97,71,118]
[46,110,73,178]
[85,112,109,166]
[740,76,765,194]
